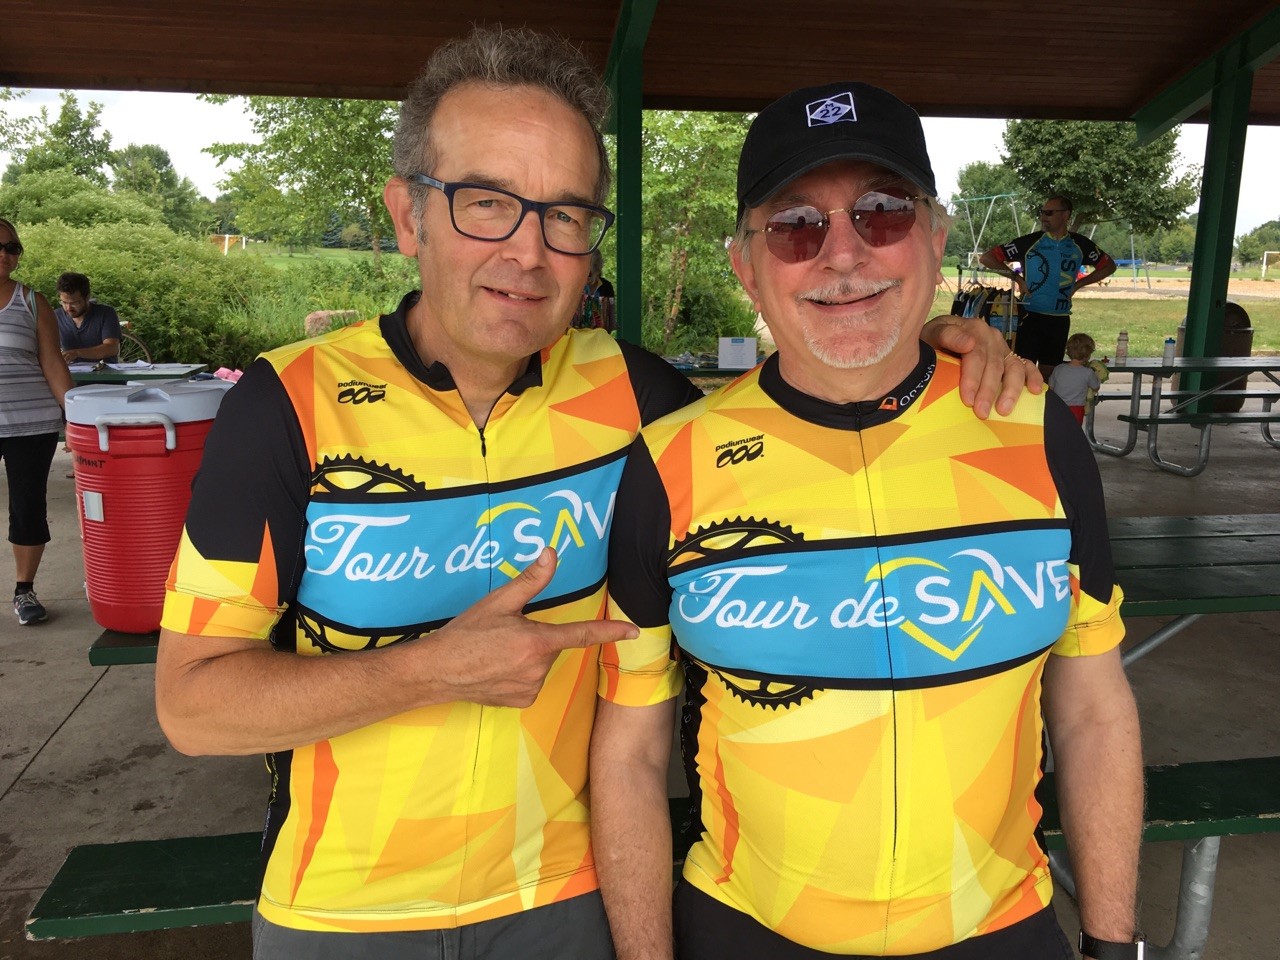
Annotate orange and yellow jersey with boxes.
[607,346,1124,955]
[162,292,697,933]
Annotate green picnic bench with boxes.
[89,629,159,666]
[1109,513,1280,663]
[27,761,1280,953]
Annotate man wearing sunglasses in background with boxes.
[980,196,1116,379]
[596,83,1142,960]
[155,30,1038,959]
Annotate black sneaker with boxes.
[14,591,48,625]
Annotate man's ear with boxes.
[384,178,420,257]
[729,239,759,310]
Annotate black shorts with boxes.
[673,882,1073,960]
[1014,312,1071,367]
[0,432,59,546]
[252,890,613,960]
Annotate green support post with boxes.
[604,0,660,347]
[1182,42,1252,405]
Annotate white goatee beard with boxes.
[796,279,901,369]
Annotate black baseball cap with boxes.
[737,81,937,224]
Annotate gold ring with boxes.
[1002,352,1021,364]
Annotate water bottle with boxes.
[1163,337,1177,364]
[1115,331,1129,364]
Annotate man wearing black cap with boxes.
[594,82,1143,960]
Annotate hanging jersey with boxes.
[606,347,1124,955]
[162,292,697,932]
[990,231,1109,315]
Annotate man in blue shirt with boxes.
[980,197,1115,378]
[55,272,122,364]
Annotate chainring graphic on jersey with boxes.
[1026,249,1051,293]
[296,608,420,654]
[311,455,426,495]
[674,517,815,710]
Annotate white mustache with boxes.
[799,278,900,304]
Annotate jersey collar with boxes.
[380,291,544,396]
[758,342,938,430]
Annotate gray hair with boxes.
[730,195,951,262]
[394,26,612,223]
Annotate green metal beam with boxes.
[604,0,660,347]
[1133,7,1280,143]
[1181,54,1252,405]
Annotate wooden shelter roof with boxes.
[3,1,1278,124]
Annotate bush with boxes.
[0,169,164,228]
[15,221,420,369]
[648,286,756,356]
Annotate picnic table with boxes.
[1108,512,1280,663]
[1086,356,1280,476]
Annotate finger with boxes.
[542,616,641,652]
[482,547,559,612]
[947,318,1002,416]
[994,356,1041,416]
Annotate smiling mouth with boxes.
[485,286,544,302]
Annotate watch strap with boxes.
[1079,931,1145,959]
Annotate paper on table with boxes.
[68,361,97,372]
[718,337,758,370]
[106,360,153,370]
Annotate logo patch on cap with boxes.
[806,92,857,127]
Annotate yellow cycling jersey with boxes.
[163,294,694,932]
[607,347,1124,955]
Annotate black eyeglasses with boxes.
[408,174,614,256]
[1039,208,1067,216]
[0,241,23,256]
[744,188,925,263]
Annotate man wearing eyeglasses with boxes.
[155,30,1039,959]
[596,83,1142,960]
[979,197,1116,379]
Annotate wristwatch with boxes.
[1079,931,1146,959]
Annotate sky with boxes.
[4,88,1280,236]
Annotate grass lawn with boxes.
[931,291,1279,356]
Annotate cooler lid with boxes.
[65,379,236,426]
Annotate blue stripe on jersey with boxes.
[669,527,1072,683]
[298,458,624,629]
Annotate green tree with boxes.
[640,110,755,353]
[110,143,208,236]
[1159,223,1198,263]
[946,161,1025,261]
[219,157,327,249]
[204,95,396,265]
[1001,120,1200,233]
[1,88,36,153]
[1235,219,1280,265]
[0,167,163,228]
[1235,233,1261,265]
[3,91,113,186]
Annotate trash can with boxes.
[65,380,234,633]
[1173,301,1254,412]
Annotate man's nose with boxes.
[817,211,870,269]
[504,210,550,263]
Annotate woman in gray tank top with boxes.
[0,217,73,625]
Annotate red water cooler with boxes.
[65,380,234,633]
